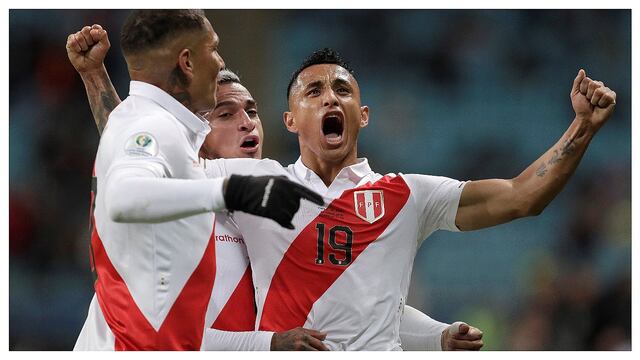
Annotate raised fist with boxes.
[66,24,111,74]
[571,69,617,132]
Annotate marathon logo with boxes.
[215,234,245,244]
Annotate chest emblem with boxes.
[354,190,385,224]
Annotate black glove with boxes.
[224,175,324,229]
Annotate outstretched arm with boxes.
[66,24,121,135]
[455,69,617,231]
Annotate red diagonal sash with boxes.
[259,175,410,331]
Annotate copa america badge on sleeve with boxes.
[124,132,159,157]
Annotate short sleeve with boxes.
[402,174,467,245]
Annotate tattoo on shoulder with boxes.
[536,163,548,177]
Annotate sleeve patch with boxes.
[125,132,159,157]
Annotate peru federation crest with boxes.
[354,190,385,224]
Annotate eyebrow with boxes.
[333,78,352,88]
[213,98,257,110]
[303,80,323,91]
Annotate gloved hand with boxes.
[224,175,324,229]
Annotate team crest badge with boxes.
[354,190,385,224]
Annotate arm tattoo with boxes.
[536,163,548,177]
[547,149,561,165]
[96,91,118,134]
[560,138,577,156]
[539,136,579,177]
[86,75,121,135]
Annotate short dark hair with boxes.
[217,69,241,85]
[286,48,355,99]
[120,9,207,56]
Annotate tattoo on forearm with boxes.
[548,149,561,165]
[536,163,548,177]
[537,137,580,177]
[87,76,120,135]
[560,139,577,156]
[168,66,192,109]
[97,90,118,133]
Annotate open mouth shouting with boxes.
[322,110,344,146]
[240,134,260,154]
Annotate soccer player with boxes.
[199,48,617,350]
[68,11,323,350]
[68,23,481,351]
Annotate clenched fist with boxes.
[571,69,617,133]
[66,24,110,74]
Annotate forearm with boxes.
[104,166,227,223]
[513,117,594,215]
[202,328,274,351]
[457,118,595,231]
[399,305,449,351]
[79,65,121,135]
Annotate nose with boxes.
[238,111,256,132]
[216,52,225,71]
[323,89,339,107]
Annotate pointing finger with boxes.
[294,185,324,206]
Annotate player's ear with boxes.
[176,48,193,82]
[284,111,298,134]
[359,105,369,128]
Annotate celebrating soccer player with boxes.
[200,48,616,350]
[68,20,482,351]
[67,10,323,350]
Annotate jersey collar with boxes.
[293,157,373,185]
[129,81,211,138]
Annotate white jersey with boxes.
[75,81,227,350]
[205,212,257,332]
[205,157,465,350]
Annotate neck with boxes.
[300,145,358,186]
[128,55,195,113]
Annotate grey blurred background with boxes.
[9,9,631,350]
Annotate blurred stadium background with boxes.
[9,9,630,350]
